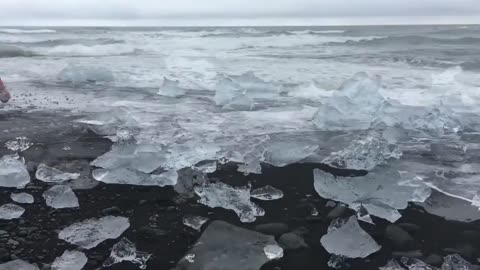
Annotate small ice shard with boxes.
[430,142,467,162]
[43,185,79,209]
[313,168,431,222]
[251,185,284,201]
[103,237,152,270]
[5,137,32,152]
[35,164,80,183]
[263,245,284,260]
[409,106,462,137]
[194,182,265,223]
[0,155,31,188]
[92,168,177,187]
[185,254,195,263]
[51,250,88,270]
[322,132,402,171]
[0,203,25,220]
[58,216,130,249]
[183,216,209,231]
[157,77,187,97]
[442,254,480,270]
[10,192,34,204]
[327,255,349,269]
[379,259,403,270]
[213,76,244,106]
[0,260,39,270]
[175,221,280,270]
[320,216,381,258]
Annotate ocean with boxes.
[1,25,480,269]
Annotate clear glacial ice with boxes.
[43,185,79,209]
[380,254,480,270]
[103,238,152,269]
[51,250,88,270]
[176,221,281,270]
[0,156,30,188]
[35,164,80,183]
[58,216,130,249]
[10,192,34,204]
[0,203,25,220]
[0,260,39,270]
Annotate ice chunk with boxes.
[103,238,152,270]
[57,64,115,85]
[263,245,284,260]
[312,72,385,131]
[43,185,79,209]
[0,260,39,270]
[313,168,431,222]
[194,182,265,223]
[214,76,244,106]
[192,161,217,174]
[175,221,280,270]
[92,168,177,187]
[222,94,254,111]
[183,216,209,231]
[442,254,480,270]
[251,185,284,201]
[51,250,88,270]
[35,164,80,183]
[10,192,34,204]
[263,140,319,167]
[327,255,349,269]
[58,216,130,249]
[91,142,165,174]
[379,259,404,270]
[400,257,437,270]
[0,155,30,188]
[320,216,381,258]
[322,132,402,170]
[5,137,32,152]
[157,77,187,97]
[0,203,25,220]
[430,142,467,162]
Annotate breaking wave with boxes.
[329,35,480,46]
[0,28,56,34]
[0,45,34,58]
[40,44,141,57]
[19,38,125,47]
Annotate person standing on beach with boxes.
[0,78,11,103]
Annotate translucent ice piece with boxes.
[5,137,32,152]
[92,168,177,187]
[103,238,152,270]
[10,192,34,204]
[51,250,88,270]
[0,155,30,188]
[43,185,79,209]
[0,203,25,220]
[58,216,130,249]
[320,216,381,258]
[263,245,284,260]
[157,77,187,97]
[251,185,284,201]
[0,260,39,270]
[35,164,80,183]
[183,216,209,231]
[194,182,265,223]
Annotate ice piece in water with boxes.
[222,94,254,111]
[263,140,319,167]
[35,164,80,183]
[92,168,177,187]
[175,221,280,270]
[192,161,217,174]
[251,185,284,201]
[184,254,195,263]
[103,238,152,270]
[10,192,34,204]
[43,185,79,209]
[214,76,245,106]
[58,216,130,249]
[263,245,284,260]
[313,168,431,222]
[158,77,187,97]
[327,255,349,269]
[379,259,404,270]
[91,142,165,174]
[51,250,88,270]
[194,182,265,223]
[5,137,32,152]
[322,132,402,171]
[0,260,39,270]
[183,216,209,231]
[430,142,467,162]
[0,155,30,188]
[400,257,437,270]
[312,72,385,131]
[442,254,480,270]
[320,216,381,258]
[57,64,115,85]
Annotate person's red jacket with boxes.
[0,78,11,103]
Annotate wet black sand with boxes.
[1,113,480,270]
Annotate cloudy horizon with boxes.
[1,0,479,26]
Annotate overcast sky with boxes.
[1,0,479,26]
